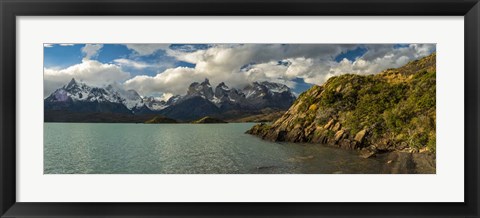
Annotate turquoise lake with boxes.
[44,123,385,174]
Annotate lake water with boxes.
[44,123,385,174]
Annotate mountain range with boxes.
[44,78,296,122]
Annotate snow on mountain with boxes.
[62,78,92,101]
[46,78,146,110]
[186,78,215,100]
[45,78,297,114]
[166,95,182,105]
[177,79,296,110]
[259,81,291,94]
[143,96,169,111]
[105,83,144,110]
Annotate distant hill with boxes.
[248,53,436,156]
[191,116,227,124]
[145,116,177,124]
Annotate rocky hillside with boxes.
[248,53,436,161]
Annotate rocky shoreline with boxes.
[246,122,435,174]
[246,53,436,174]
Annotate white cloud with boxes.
[44,44,435,98]
[162,44,348,91]
[114,59,153,69]
[44,43,75,48]
[311,43,436,83]
[124,44,435,96]
[44,60,130,97]
[124,44,170,56]
[124,67,211,96]
[81,44,103,60]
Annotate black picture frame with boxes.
[1,0,479,217]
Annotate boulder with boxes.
[334,129,345,142]
[359,149,376,158]
[332,122,341,131]
[354,129,367,143]
[419,147,429,153]
[324,119,334,129]
[303,123,316,136]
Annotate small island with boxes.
[144,116,177,124]
[191,116,228,124]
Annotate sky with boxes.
[44,43,436,100]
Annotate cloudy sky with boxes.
[44,43,435,100]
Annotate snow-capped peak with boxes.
[104,83,144,110]
[46,78,146,110]
[62,78,92,101]
[45,78,296,114]
[187,78,214,100]
[218,82,230,91]
[259,81,290,93]
[142,96,168,111]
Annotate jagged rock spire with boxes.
[65,78,77,89]
[201,78,210,85]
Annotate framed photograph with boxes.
[1,0,479,217]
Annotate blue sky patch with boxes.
[44,44,84,68]
[292,77,313,95]
[97,44,131,63]
[393,44,410,49]
[334,46,368,62]
[170,44,210,52]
